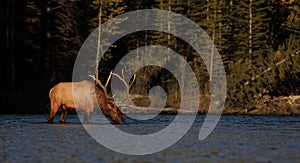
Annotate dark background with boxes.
[1,0,299,114]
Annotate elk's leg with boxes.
[83,111,90,124]
[62,109,68,122]
[59,107,68,123]
[48,101,60,123]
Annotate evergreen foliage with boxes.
[2,0,299,110]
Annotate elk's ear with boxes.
[108,101,113,105]
[107,103,113,109]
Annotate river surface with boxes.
[0,114,299,163]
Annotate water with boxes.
[0,114,299,162]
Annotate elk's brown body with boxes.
[48,80,124,124]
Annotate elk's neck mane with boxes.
[94,87,109,109]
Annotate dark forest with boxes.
[1,0,299,114]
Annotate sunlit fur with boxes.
[48,80,124,124]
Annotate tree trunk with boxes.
[207,0,210,22]
[168,0,171,50]
[96,0,102,80]
[5,0,16,91]
[249,0,253,55]
[210,3,216,81]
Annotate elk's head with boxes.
[89,69,135,125]
[102,100,124,124]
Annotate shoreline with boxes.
[0,95,299,116]
[0,108,299,116]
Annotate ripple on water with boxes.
[0,114,299,162]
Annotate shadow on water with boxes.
[0,114,83,125]
[122,114,176,124]
[0,114,175,126]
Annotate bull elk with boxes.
[48,71,124,124]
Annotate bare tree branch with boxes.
[111,69,136,91]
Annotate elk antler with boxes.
[112,69,136,91]
[88,71,113,96]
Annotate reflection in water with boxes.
[0,114,299,162]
